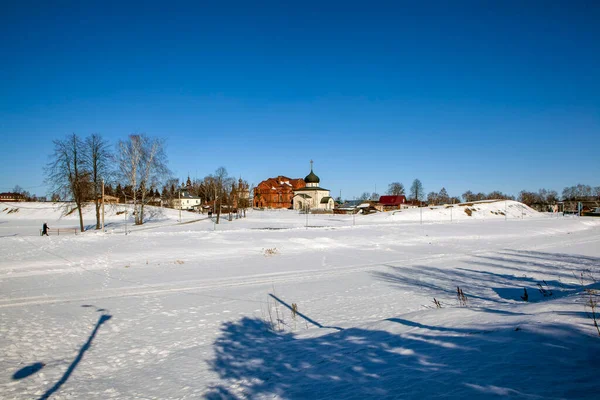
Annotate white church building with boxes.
[293,161,334,211]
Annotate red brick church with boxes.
[253,176,306,208]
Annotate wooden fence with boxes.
[40,228,79,236]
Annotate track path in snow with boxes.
[2,220,598,309]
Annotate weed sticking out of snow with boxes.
[457,286,468,307]
[537,281,553,297]
[577,272,600,337]
[175,260,185,265]
[263,247,279,256]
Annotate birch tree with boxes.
[118,134,169,225]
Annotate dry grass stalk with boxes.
[457,286,468,307]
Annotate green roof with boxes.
[304,169,320,183]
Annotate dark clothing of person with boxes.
[42,223,49,236]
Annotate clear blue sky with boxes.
[1,1,598,200]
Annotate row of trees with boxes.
[46,133,168,232]
[562,184,600,202]
[46,133,253,231]
[384,180,598,207]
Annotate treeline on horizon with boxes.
[350,180,599,207]
[6,133,599,227]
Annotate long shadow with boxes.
[269,294,343,331]
[386,318,493,334]
[374,264,499,304]
[38,314,112,400]
[206,316,600,399]
[472,254,590,281]
[503,249,600,266]
[373,249,600,307]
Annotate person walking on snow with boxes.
[42,222,49,236]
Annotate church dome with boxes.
[304,169,320,184]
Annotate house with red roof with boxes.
[378,195,407,211]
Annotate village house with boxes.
[0,192,25,202]
[172,190,201,210]
[377,195,407,211]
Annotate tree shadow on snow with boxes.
[13,311,112,400]
[372,249,599,306]
[205,316,600,399]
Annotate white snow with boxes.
[1,201,599,399]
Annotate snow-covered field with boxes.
[1,201,599,399]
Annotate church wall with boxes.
[253,176,305,209]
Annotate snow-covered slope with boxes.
[1,202,599,399]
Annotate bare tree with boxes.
[213,167,234,224]
[462,190,475,202]
[359,192,370,201]
[46,133,90,232]
[410,179,424,202]
[562,184,594,201]
[12,185,33,201]
[118,134,169,225]
[427,191,439,205]
[518,190,539,205]
[486,191,514,201]
[387,182,405,196]
[438,187,449,204]
[237,180,251,217]
[84,134,112,229]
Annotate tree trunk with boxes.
[139,201,145,225]
[95,198,101,229]
[76,201,85,232]
[216,198,221,224]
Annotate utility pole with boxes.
[101,179,105,232]
[306,204,309,229]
